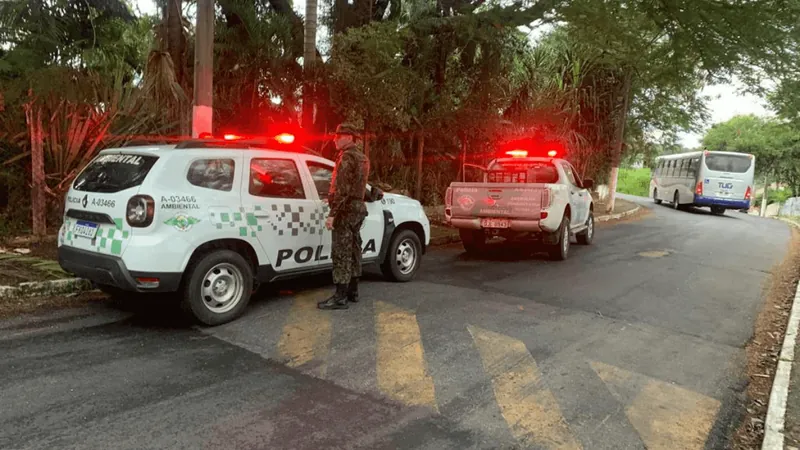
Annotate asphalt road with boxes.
[1,195,792,450]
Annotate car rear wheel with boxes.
[182,249,253,326]
[460,229,488,254]
[576,211,594,245]
[381,229,422,282]
[547,215,571,261]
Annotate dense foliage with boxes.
[1,0,799,233]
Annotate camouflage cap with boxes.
[335,123,361,136]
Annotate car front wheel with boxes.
[381,229,422,282]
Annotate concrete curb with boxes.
[0,278,94,299]
[763,220,800,449]
[595,205,642,222]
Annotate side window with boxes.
[561,163,579,186]
[187,158,235,191]
[678,160,686,177]
[668,161,674,177]
[306,161,334,199]
[249,158,305,199]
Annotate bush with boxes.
[617,168,652,197]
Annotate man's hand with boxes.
[325,216,335,230]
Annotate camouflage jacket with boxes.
[329,142,369,219]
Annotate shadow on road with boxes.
[655,202,743,219]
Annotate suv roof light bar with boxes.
[173,138,322,157]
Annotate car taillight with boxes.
[695,180,703,196]
[541,189,551,209]
[126,195,154,227]
[445,187,453,206]
[745,185,752,200]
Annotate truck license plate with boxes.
[481,218,510,229]
[73,220,98,239]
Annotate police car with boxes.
[57,133,430,325]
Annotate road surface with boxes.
[1,195,791,450]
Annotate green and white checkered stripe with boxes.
[60,216,131,256]
[210,203,331,238]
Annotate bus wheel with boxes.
[672,191,681,210]
[653,189,662,205]
[711,206,725,215]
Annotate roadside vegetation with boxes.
[616,168,651,198]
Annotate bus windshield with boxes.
[705,153,752,173]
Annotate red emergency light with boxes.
[275,133,296,144]
[506,150,528,158]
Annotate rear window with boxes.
[704,154,752,173]
[487,161,559,184]
[73,153,159,193]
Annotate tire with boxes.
[673,191,681,210]
[381,229,422,282]
[576,211,594,245]
[459,228,488,254]
[653,188,662,205]
[547,215,571,261]
[710,206,725,215]
[181,249,253,326]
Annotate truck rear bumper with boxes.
[449,217,545,232]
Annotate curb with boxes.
[763,220,800,450]
[595,205,642,222]
[0,278,94,299]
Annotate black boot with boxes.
[318,284,349,310]
[347,277,359,303]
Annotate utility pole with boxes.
[301,0,318,130]
[192,0,214,138]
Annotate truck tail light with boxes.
[541,189,551,209]
[745,185,752,200]
[126,195,155,227]
[445,187,453,206]
[695,180,703,196]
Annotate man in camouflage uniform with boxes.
[318,123,370,310]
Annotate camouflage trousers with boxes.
[332,214,364,285]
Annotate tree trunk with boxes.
[605,71,634,214]
[165,0,184,85]
[25,100,46,237]
[415,133,425,201]
[460,135,467,182]
[192,0,214,138]
[302,0,318,130]
[761,172,769,217]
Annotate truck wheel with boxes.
[182,249,253,326]
[653,188,662,205]
[460,229,487,254]
[710,206,725,215]
[381,229,422,282]
[547,215,571,261]
[673,191,681,210]
[576,211,594,245]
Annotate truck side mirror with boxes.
[582,178,594,189]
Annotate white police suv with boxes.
[58,134,430,325]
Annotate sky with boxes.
[134,0,773,149]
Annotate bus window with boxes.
[678,160,686,177]
[705,153,753,173]
[668,160,674,177]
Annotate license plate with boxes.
[481,218,510,229]
[73,220,98,239]
[716,191,732,197]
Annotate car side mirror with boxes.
[366,186,384,202]
[582,178,594,189]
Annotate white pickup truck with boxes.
[444,152,595,260]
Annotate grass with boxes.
[617,168,652,197]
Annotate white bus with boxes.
[650,150,755,215]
